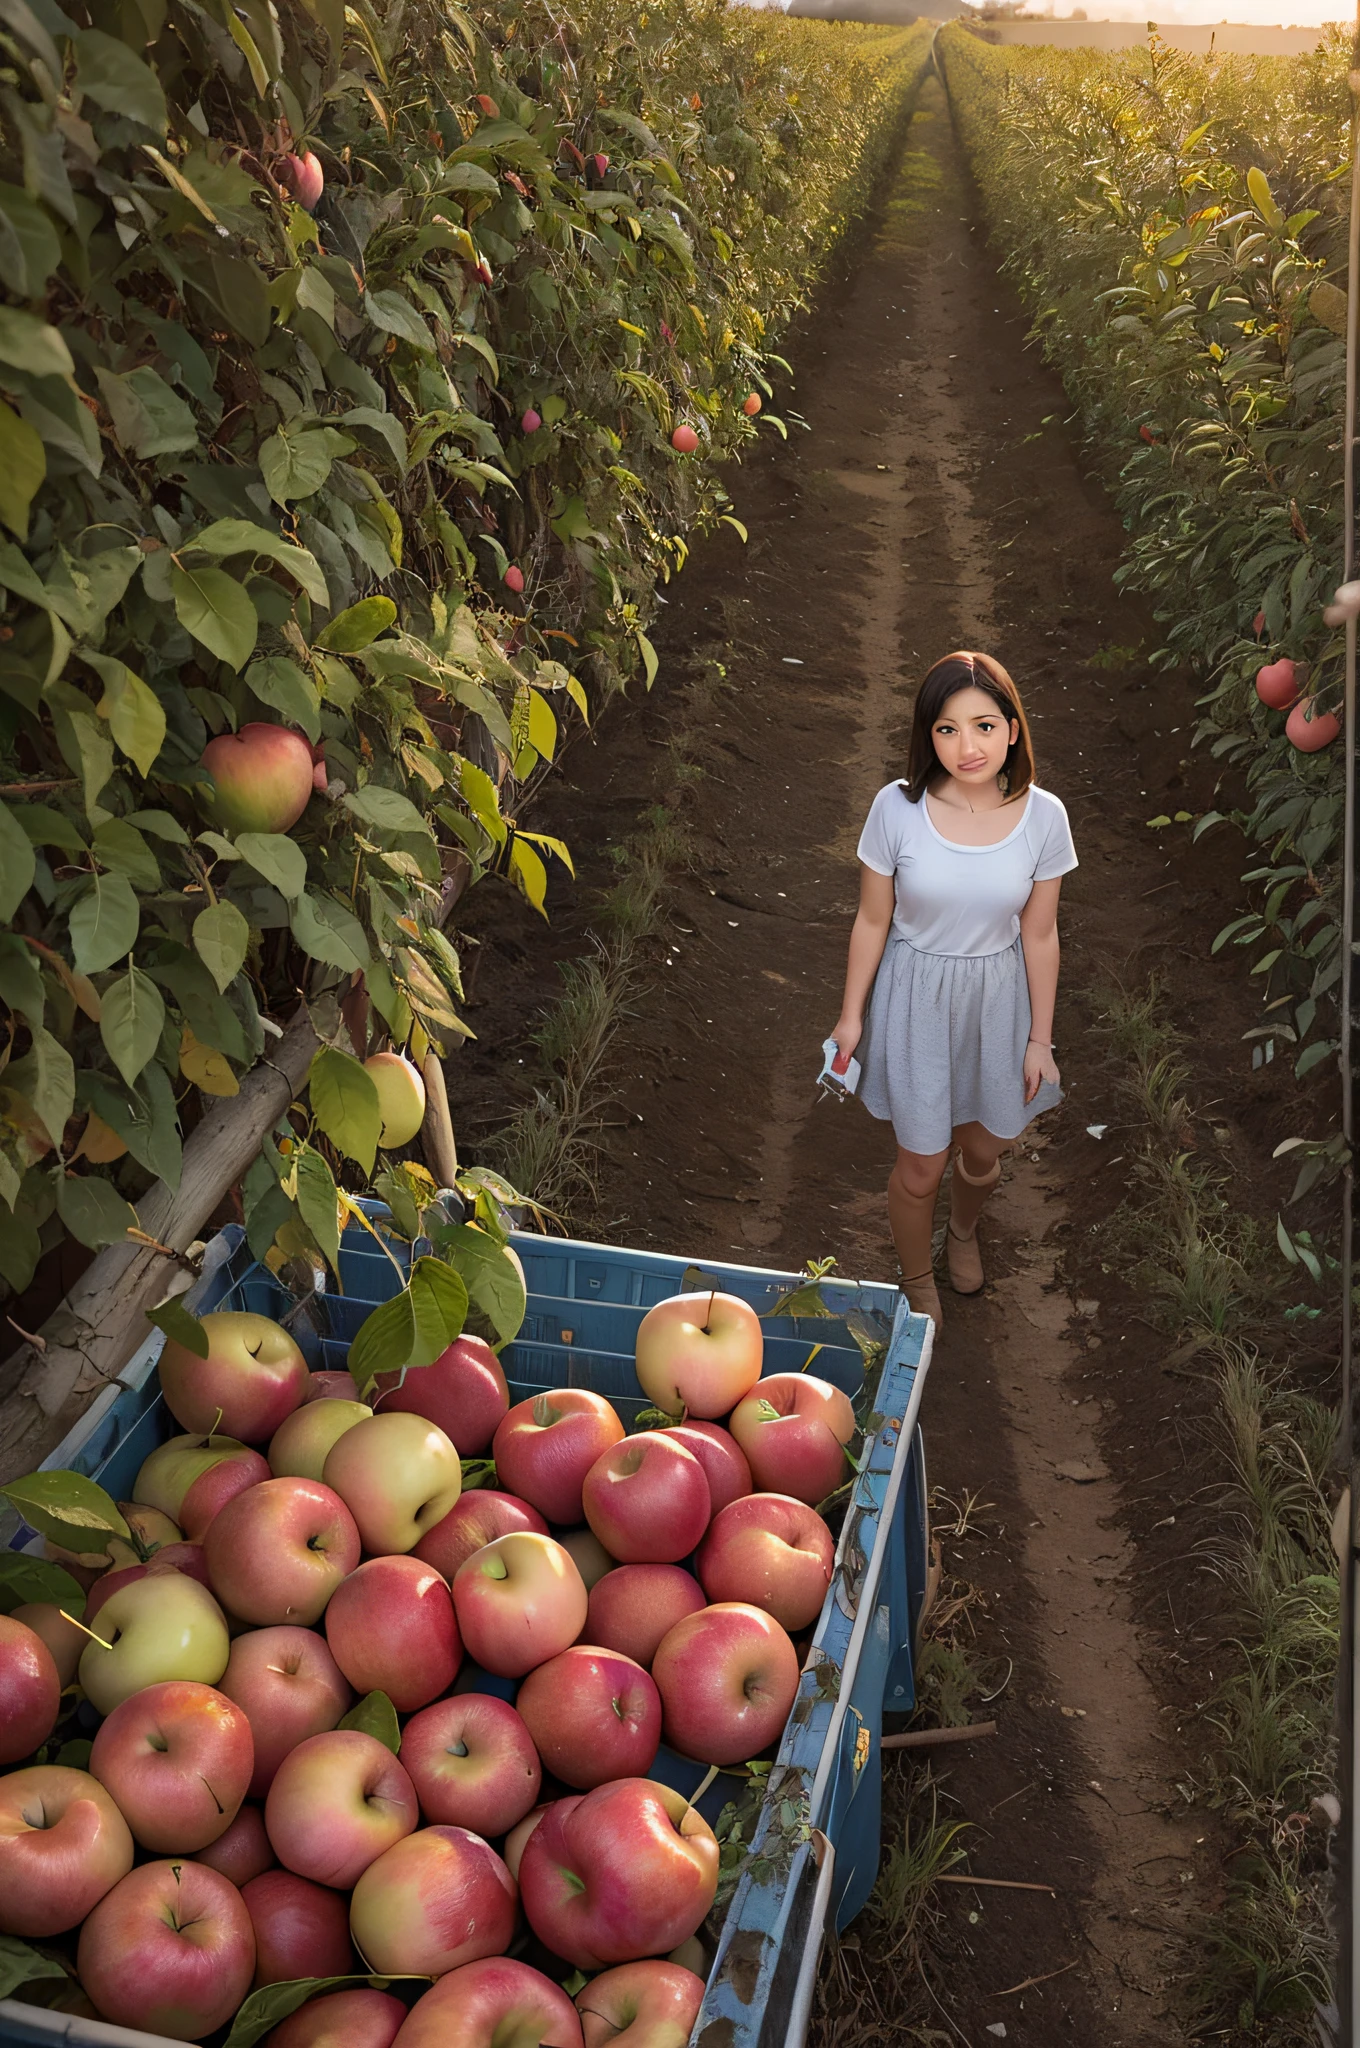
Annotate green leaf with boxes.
[94,366,195,456]
[56,1171,137,1250]
[145,1295,209,1356]
[172,563,258,671]
[348,1254,468,1397]
[296,1144,341,1276]
[99,966,165,1087]
[16,1026,74,1150]
[291,890,369,971]
[74,28,167,130]
[1246,165,1284,232]
[1,1470,131,1555]
[0,1936,68,2003]
[193,899,251,992]
[0,397,45,541]
[0,1204,41,1291]
[87,655,167,777]
[366,289,435,351]
[636,628,659,689]
[260,424,340,504]
[69,870,140,973]
[508,835,548,917]
[0,308,72,379]
[337,1690,401,1752]
[237,831,307,901]
[78,1067,181,1189]
[439,1224,525,1345]
[0,1551,86,1617]
[246,655,321,742]
[526,689,556,763]
[92,819,161,892]
[315,596,396,653]
[0,184,60,298]
[309,1044,381,1175]
[192,521,329,607]
[344,785,430,836]
[0,798,36,920]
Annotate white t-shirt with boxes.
[856,782,1078,957]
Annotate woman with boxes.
[830,651,1077,1332]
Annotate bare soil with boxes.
[456,81,1329,2044]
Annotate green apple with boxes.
[363,1052,426,1148]
[268,1399,371,1482]
[79,1574,231,1717]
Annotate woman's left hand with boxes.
[1023,1042,1060,1104]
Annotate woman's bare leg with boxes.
[887,1145,951,1329]
[946,1121,1008,1293]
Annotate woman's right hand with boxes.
[830,1018,862,1071]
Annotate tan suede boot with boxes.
[901,1268,944,1333]
[946,1152,1002,1295]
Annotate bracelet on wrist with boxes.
[1028,1037,1054,1050]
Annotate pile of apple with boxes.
[0,1288,857,2047]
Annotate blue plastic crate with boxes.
[1,1219,932,2048]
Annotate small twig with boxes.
[881,1720,997,1750]
[988,1780,1037,1818]
[937,1874,1057,1896]
[993,1960,1078,1998]
[0,777,77,796]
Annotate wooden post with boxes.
[420,1051,459,1189]
[0,1008,320,1485]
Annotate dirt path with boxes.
[459,77,1309,2043]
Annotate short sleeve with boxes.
[1032,792,1078,882]
[856,784,905,876]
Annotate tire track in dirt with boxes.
[459,77,1265,2043]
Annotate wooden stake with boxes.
[937,1874,1056,1896]
[882,1720,997,1750]
[420,1050,459,1189]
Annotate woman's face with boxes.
[930,685,1020,788]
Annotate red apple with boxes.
[243,1867,353,1985]
[670,425,699,454]
[205,1475,360,1626]
[364,1051,427,1147]
[742,393,762,418]
[493,1390,626,1525]
[728,1373,855,1506]
[78,1572,231,1716]
[77,1859,255,2037]
[305,1370,365,1403]
[266,1730,418,1888]
[559,1526,616,1590]
[1288,696,1341,751]
[220,1625,352,1797]
[576,1960,706,2047]
[201,723,314,836]
[504,565,525,595]
[585,1565,706,1670]
[374,1334,510,1457]
[582,1435,709,1564]
[517,1647,662,1790]
[145,1539,213,1587]
[323,1410,462,1554]
[393,1959,583,2048]
[400,1693,541,1835]
[159,1309,309,1443]
[9,1602,85,1687]
[269,1397,371,1480]
[0,1615,59,1763]
[414,1488,548,1580]
[282,149,325,211]
[659,1422,752,1515]
[593,153,609,175]
[452,1532,588,1678]
[0,1765,134,1936]
[134,1432,271,1541]
[1253,608,1267,637]
[651,1603,798,1766]
[634,1292,763,1419]
[1255,657,1299,710]
[695,1493,834,1632]
[475,93,499,115]
[519,1778,719,1968]
[350,1824,517,1976]
[197,1801,275,1886]
[90,1680,253,1853]
[270,1988,408,2048]
[325,1555,461,1712]
[522,408,542,434]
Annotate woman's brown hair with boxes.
[902,650,1037,804]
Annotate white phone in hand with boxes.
[818,1036,861,1097]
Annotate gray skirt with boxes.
[857,933,1062,1155]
